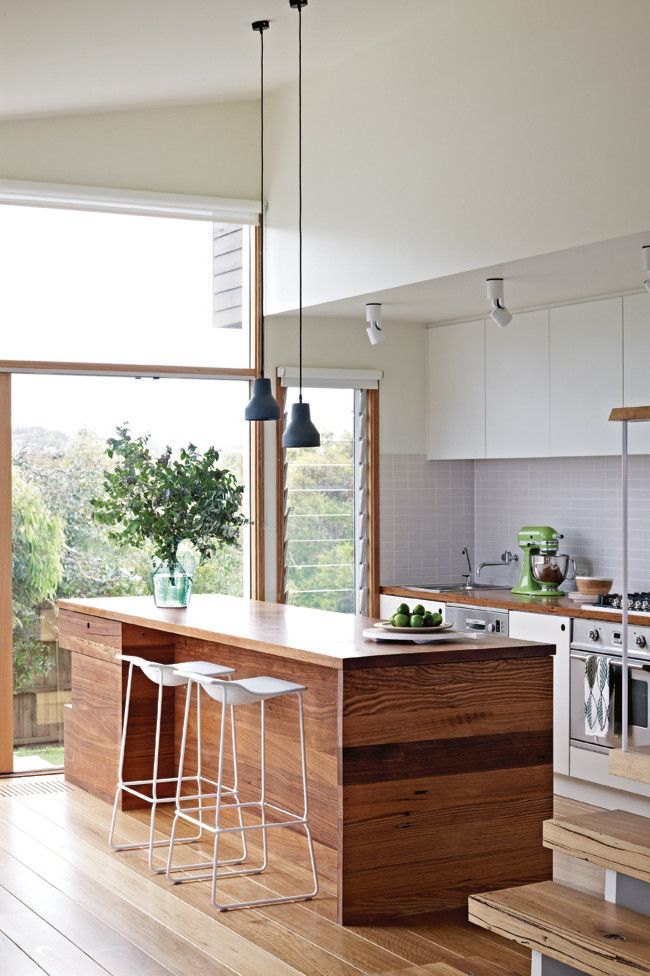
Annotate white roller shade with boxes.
[0,180,260,225]
[277,367,382,389]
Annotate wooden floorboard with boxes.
[0,776,599,976]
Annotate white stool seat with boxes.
[134,656,234,687]
[173,671,305,706]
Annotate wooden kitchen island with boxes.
[59,594,555,924]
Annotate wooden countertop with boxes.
[381,585,644,625]
[57,594,553,670]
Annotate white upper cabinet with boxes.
[486,309,550,458]
[549,298,623,457]
[427,320,485,460]
[624,292,650,454]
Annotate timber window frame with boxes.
[0,187,265,774]
[275,372,380,617]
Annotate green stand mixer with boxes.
[512,525,575,597]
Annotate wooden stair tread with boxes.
[544,809,650,883]
[609,747,650,785]
[469,880,650,976]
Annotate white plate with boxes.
[567,592,598,603]
[362,627,474,644]
[375,620,454,634]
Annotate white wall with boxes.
[265,0,650,314]
[0,102,259,199]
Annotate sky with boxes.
[2,204,353,445]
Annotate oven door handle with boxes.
[570,653,646,671]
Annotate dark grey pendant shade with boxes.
[245,377,281,421]
[245,18,281,423]
[282,401,321,448]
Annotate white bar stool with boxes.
[108,654,238,874]
[166,671,319,911]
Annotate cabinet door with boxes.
[427,320,485,460]
[509,610,570,776]
[623,292,650,454]
[486,309,550,457]
[379,594,446,621]
[550,298,622,456]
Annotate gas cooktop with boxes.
[590,593,650,613]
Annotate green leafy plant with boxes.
[91,426,247,574]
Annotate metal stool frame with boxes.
[108,655,246,874]
[165,673,319,911]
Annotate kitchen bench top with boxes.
[57,594,553,670]
[381,585,640,624]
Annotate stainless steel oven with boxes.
[570,618,650,754]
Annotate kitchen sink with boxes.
[401,583,513,593]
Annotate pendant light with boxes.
[282,0,320,449]
[245,18,281,422]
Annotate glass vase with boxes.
[152,560,194,608]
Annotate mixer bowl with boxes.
[530,553,576,588]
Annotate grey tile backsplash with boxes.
[381,454,650,592]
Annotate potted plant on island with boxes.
[91,426,247,608]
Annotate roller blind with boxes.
[277,367,382,389]
[0,180,260,225]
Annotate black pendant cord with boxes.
[297,1,303,403]
[252,20,269,380]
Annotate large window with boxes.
[1,196,258,774]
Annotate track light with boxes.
[643,246,650,294]
[366,303,384,345]
[486,278,513,328]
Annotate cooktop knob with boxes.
[636,634,647,649]
[486,622,495,633]
[589,629,600,642]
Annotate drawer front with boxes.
[58,609,122,662]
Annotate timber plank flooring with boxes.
[0,776,593,976]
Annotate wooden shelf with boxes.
[609,747,650,785]
[609,405,650,423]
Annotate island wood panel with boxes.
[63,620,177,809]
[339,658,554,923]
[172,635,341,852]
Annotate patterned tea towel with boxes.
[584,655,611,736]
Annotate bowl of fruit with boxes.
[377,603,452,634]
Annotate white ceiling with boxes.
[302,231,650,326]
[0,0,433,120]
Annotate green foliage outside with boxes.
[12,426,247,693]
[285,434,355,613]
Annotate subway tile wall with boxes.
[380,455,475,585]
[381,454,650,591]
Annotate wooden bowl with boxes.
[575,576,613,596]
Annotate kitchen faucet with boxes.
[476,550,518,578]
[461,547,473,589]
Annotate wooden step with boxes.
[544,809,650,884]
[469,880,650,976]
[609,747,650,785]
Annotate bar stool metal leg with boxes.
[165,682,248,879]
[108,658,233,873]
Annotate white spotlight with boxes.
[643,246,650,294]
[366,303,384,345]
[486,277,513,328]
